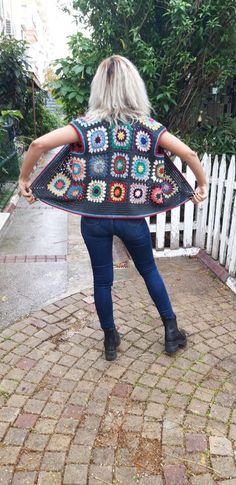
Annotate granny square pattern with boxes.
[129,183,147,204]
[89,155,109,178]
[134,129,152,153]
[87,127,108,153]
[111,124,132,150]
[87,180,106,203]
[66,155,86,181]
[151,158,165,182]
[111,153,129,178]
[108,182,127,203]
[131,156,150,181]
[30,116,195,219]
[65,183,86,201]
[47,172,71,197]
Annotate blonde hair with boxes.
[86,55,151,124]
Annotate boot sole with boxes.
[105,349,117,361]
[165,336,187,355]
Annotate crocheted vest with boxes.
[30,116,194,219]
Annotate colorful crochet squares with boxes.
[150,186,164,204]
[139,116,162,131]
[47,173,71,197]
[67,156,86,181]
[64,183,85,201]
[87,180,106,203]
[87,127,109,153]
[111,124,132,150]
[130,183,147,204]
[161,176,178,199]
[151,158,165,182]
[134,129,152,153]
[131,156,150,181]
[89,155,109,178]
[111,153,129,178]
[108,182,127,203]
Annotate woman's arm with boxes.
[159,131,208,204]
[19,125,80,204]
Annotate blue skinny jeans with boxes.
[80,216,176,329]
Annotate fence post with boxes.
[206,155,219,254]
[212,154,227,260]
[184,164,195,247]
[219,155,235,266]
[195,153,211,248]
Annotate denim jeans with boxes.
[80,216,176,329]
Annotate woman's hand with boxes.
[191,184,208,204]
[18,178,38,204]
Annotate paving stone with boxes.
[47,433,71,451]
[0,422,10,440]
[34,418,57,434]
[142,420,161,440]
[37,471,62,485]
[62,404,84,420]
[64,464,88,484]
[91,447,115,466]
[209,404,231,423]
[188,398,209,416]
[0,407,20,423]
[12,471,36,484]
[190,474,215,485]
[17,450,41,470]
[41,402,64,419]
[131,386,150,402]
[0,466,13,484]
[163,464,188,485]
[122,415,143,432]
[112,382,133,397]
[211,457,236,479]
[0,446,21,465]
[74,428,97,446]
[186,433,208,452]
[67,444,91,464]
[4,427,28,446]
[25,432,49,451]
[41,451,66,471]
[24,398,46,414]
[14,413,38,429]
[115,466,139,484]
[144,403,165,419]
[88,465,112,484]
[209,436,233,456]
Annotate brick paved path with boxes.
[0,256,235,484]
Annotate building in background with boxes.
[0,0,74,84]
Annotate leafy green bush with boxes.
[181,114,236,159]
[19,90,65,147]
[51,0,236,140]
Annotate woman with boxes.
[19,55,208,361]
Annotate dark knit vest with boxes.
[30,116,194,219]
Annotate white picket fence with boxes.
[147,153,236,278]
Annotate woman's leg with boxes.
[80,218,115,329]
[116,219,176,319]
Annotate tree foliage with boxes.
[0,34,63,147]
[0,34,31,111]
[52,0,236,138]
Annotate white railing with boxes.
[147,153,236,278]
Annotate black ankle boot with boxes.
[161,315,187,354]
[103,327,121,361]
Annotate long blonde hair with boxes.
[86,55,152,124]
